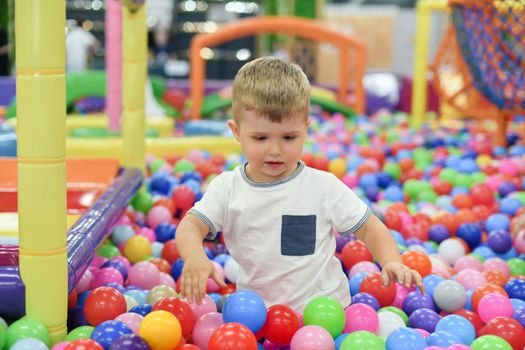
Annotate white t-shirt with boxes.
[66,28,97,73]
[189,161,371,311]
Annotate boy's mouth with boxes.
[265,161,283,168]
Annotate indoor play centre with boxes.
[0,0,524,349]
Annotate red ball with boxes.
[401,251,432,277]
[452,193,473,209]
[68,288,78,308]
[300,153,316,168]
[478,317,525,350]
[153,297,195,339]
[403,223,429,242]
[161,239,180,263]
[219,283,237,295]
[312,157,329,171]
[432,180,452,195]
[340,240,373,270]
[208,323,258,350]
[172,185,196,211]
[262,305,300,346]
[64,339,104,350]
[470,184,495,206]
[83,287,126,326]
[384,211,403,231]
[359,272,397,307]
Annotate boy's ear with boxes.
[227,119,241,142]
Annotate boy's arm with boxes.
[175,214,226,303]
[355,214,424,292]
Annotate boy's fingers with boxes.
[394,267,405,286]
[403,268,412,288]
[212,270,227,288]
[381,270,390,287]
[414,271,425,294]
[198,274,207,301]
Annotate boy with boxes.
[175,57,423,311]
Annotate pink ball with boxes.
[192,312,224,349]
[137,227,156,242]
[112,256,132,271]
[343,303,379,333]
[290,325,335,350]
[514,230,525,254]
[448,345,472,350]
[91,256,108,269]
[398,212,413,231]
[115,312,143,334]
[499,160,518,177]
[349,261,380,277]
[485,176,502,191]
[91,267,124,289]
[453,256,483,272]
[391,283,415,309]
[116,215,132,226]
[146,205,172,229]
[342,174,358,188]
[415,328,430,338]
[186,294,218,321]
[455,269,487,290]
[424,347,445,350]
[263,340,281,350]
[159,272,176,289]
[482,257,510,277]
[76,269,94,294]
[477,292,513,323]
[294,310,304,328]
[127,261,160,290]
[51,341,70,350]
[206,261,225,293]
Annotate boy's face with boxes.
[228,110,309,183]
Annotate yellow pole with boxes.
[16,0,67,344]
[122,4,147,174]
[411,0,447,128]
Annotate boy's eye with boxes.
[284,135,296,141]
[253,136,267,141]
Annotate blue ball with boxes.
[111,225,135,246]
[124,289,147,305]
[514,307,525,329]
[435,315,476,345]
[148,174,173,195]
[472,246,497,260]
[428,224,450,244]
[351,292,380,311]
[349,272,370,296]
[456,223,482,249]
[213,253,230,267]
[335,333,349,350]
[505,278,525,301]
[154,223,176,243]
[485,214,510,232]
[510,298,525,310]
[359,173,378,189]
[384,185,405,202]
[91,320,132,350]
[129,304,152,316]
[170,258,184,280]
[403,291,436,315]
[487,229,513,254]
[386,327,427,350]
[423,274,445,298]
[457,158,479,174]
[427,331,463,348]
[390,230,406,246]
[222,291,267,333]
[377,172,394,188]
[499,197,522,216]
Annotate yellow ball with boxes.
[139,310,181,350]
[476,154,493,167]
[328,158,347,178]
[124,235,152,263]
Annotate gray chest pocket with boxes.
[281,215,316,256]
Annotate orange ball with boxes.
[452,193,474,209]
[471,283,508,312]
[433,212,460,235]
[401,250,432,277]
[150,258,172,274]
[456,209,479,224]
[399,158,415,172]
[482,269,508,287]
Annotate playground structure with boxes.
[412,0,525,145]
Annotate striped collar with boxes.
[240,161,305,187]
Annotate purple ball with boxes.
[403,291,436,315]
[505,278,525,301]
[498,181,518,197]
[109,334,150,350]
[428,224,450,243]
[408,308,442,333]
[336,235,356,253]
[487,229,513,253]
[351,292,380,310]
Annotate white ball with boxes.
[124,294,139,311]
[433,280,466,312]
[377,311,406,338]
[224,256,239,283]
[437,238,466,265]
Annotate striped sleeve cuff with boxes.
[188,209,218,240]
[339,206,372,235]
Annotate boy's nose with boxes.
[268,141,281,155]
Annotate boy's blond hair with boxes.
[232,57,310,123]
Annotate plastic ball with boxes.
[359,272,397,307]
[401,251,432,277]
[343,303,379,333]
[385,327,427,350]
[408,308,442,333]
[340,240,373,270]
[456,223,482,249]
[208,322,257,350]
[351,292,380,311]
[261,304,300,346]
[63,339,103,350]
[6,320,51,350]
[108,334,150,350]
[504,278,525,301]
[138,310,182,350]
[376,310,405,338]
[478,293,513,323]
[472,283,509,313]
[438,238,466,265]
[192,312,223,349]
[487,230,513,254]
[455,269,487,290]
[433,280,466,313]
[114,313,143,334]
[470,335,513,350]
[222,291,267,334]
[90,320,132,350]
[289,325,335,350]
[127,261,160,290]
[83,287,127,326]
[428,224,450,244]
[186,294,217,321]
[124,235,152,263]
[435,315,476,345]
[479,316,525,350]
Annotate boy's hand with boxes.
[180,252,226,304]
[381,261,425,294]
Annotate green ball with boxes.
[131,191,154,214]
[0,326,5,350]
[404,179,421,198]
[453,174,472,188]
[439,168,458,184]
[149,159,167,174]
[173,159,196,175]
[303,296,345,338]
[471,335,512,350]
[66,326,94,341]
[98,244,121,258]
[6,319,50,349]
[379,306,408,324]
[340,331,384,350]
[383,162,401,180]
[507,258,525,276]
[470,253,485,263]
[471,172,487,185]
[512,191,525,205]
[418,189,438,203]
